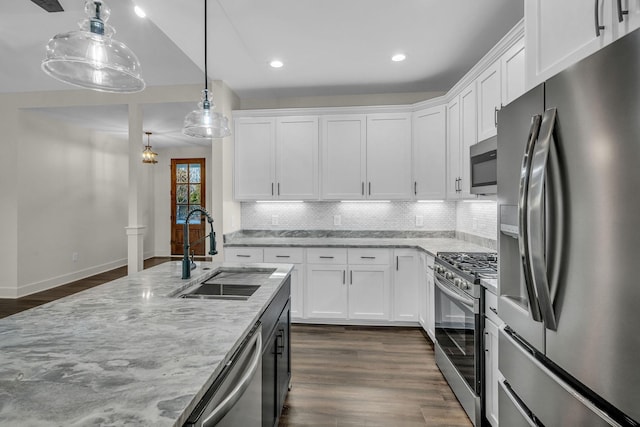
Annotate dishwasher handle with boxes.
[202,327,263,427]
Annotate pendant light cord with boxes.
[204,0,208,92]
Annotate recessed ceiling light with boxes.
[392,53,406,62]
[134,5,146,18]
[270,60,284,69]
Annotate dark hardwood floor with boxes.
[0,257,173,319]
[1,264,470,426]
[279,324,472,427]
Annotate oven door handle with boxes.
[435,276,474,309]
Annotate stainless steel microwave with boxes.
[470,136,497,194]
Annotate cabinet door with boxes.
[234,117,276,200]
[446,96,461,200]
[425,258,436,342]
[616,0,640,38]
[348,266,390,320]
[305,265,348,319]
[366,113,413,200]
[289,264,303,320]
[393,250,419,321]
[485,317,500,427]
[501,39,526,106]
[412,105,447,200]
[460,82,476,199]
[321,115,367,200]
[418,254,428,328]
[276,116,319,200]
[524,0,613,88]
[262,331,277,427]
[477,61,502,141]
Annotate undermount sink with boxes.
[174,267,276,301]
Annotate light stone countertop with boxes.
[0,261,293,427]
[225,236,494,257]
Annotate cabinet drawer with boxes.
[485,289,502,326]
[224,247,264,262]
[264,247,304,264]
[306,248,347,264]
[348,248,390,265]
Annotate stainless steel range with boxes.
[433,252,497,426]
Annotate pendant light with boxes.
[142,132,158,164]
[182,0,231,139]
[42,0,145,93]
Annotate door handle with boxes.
[494,106,499,127]
[362,182,365,196]
[368,182,371,196]
[343,270,345,284]
[414,181,417,196]
[271,182,274,196]
[396,256,399,271]
[527,108,558,330]
[518,114,543,323]
[595,0,605,36]
[350,270,353,285]
[277,182,280,196]
[617,0,629,22]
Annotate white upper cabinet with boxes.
[476,61,502,141]
[320,115,367,200]
[525,0,614,88]
[234,117,276,200]
[234,116,319,200]
[615,0,640,37]
[366,113,413,200]
[446,95,461,200]
[412,105,447,200]
[275,116,319,200]
[459,82,476,199]
[501,39,526,106]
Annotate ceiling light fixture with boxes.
[142,131,158,164]
[391,53,406,62]
[134,5,146,18]
[270,60,284,68]
[182,0,231,139]
[42,0,145,93]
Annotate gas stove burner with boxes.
[436,252,498,283]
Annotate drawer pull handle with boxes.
[276,255,290,258]
[236,254,251,258]
[319,256,334,259]
[360,256,376,259]
[490,307,498,315]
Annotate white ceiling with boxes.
[1,0,523,146]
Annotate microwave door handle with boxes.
[527,108,558,331]
[518,114,543,322]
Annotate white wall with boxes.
[14,111,129,297]
[0,106,19,297]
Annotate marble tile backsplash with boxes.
[241,201,457,231]
[241,200,498,240]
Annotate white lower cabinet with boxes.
[263,247,304,320]
[393,249,419,321]
[306,264,348,319]
[348,266,390,320]
[425,255,436,342]
[484,290,503,427]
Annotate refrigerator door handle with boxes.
[498,379,537,427]
[518,114,543,322]
[527,108,558,331]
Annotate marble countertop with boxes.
[225,236,494,258]
[0,261,292,427]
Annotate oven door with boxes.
[434,273,481,394]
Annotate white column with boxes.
[127,104,145,274]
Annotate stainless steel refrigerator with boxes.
[496,28,640,427]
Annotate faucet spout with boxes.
[182,207,217,280]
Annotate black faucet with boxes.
[182,207,218,279]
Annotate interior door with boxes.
[170,158,206,256]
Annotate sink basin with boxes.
[175,267,276,301]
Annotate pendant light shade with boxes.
[142,132,158,164]
[182,0,231,139]
[42,0,145,93]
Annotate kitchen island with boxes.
[0,261,292,427]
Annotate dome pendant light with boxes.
[42,0,145,93]
[142,132,158,164]
[182,0,231,139]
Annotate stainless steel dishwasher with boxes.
[184,323,262,427]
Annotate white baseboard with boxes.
[291,318,420,327]
[3,258,128,299]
